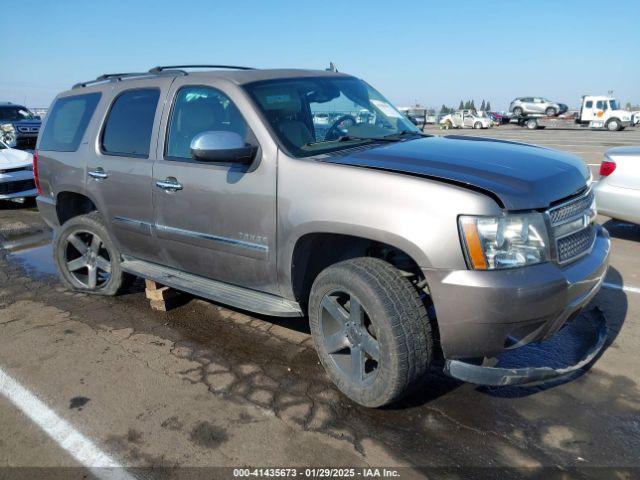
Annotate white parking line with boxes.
[603,282,640,295]
[0,368,134,480]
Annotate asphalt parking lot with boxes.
[1,125,639,478]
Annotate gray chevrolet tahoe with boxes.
[34,66,610,407]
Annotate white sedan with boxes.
[0,140,36,201]
[595,146,640,224]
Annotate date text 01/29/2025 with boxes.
[232,468,401,477]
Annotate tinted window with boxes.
[166,86,248,160]
[102,89,159,157]
[39,93,101,152]
[596,101,605,109]
[585,101,593,108]
[0,106,36,121]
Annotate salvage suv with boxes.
[35,66,610,407]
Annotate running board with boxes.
[120,258,303,317]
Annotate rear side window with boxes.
[585,101,593,108]
[101,88,160,158]
[39,93,101,152]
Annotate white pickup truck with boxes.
[439,110,492,129]
[513,96,634,131]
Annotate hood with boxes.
[320,136,589,210]
[0,147,33,169]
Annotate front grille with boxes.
[16,137,37,149]
[0,166,29,174]
[0,179,35,195]
[16,126,39,134]
[557,225,596,263]
[548,190,594,225]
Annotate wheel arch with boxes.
[55,189,98,225]
[282,225,429,308]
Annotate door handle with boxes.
[156,178,183,191]
[88,167,109,180]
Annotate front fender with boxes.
[275,152,502,300]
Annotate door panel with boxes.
[85,79,174,263]
[152,80,278,294]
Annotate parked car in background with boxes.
[398,107,427,128]
[595,146,640,224]
[0,139,36,201]
[509,97,568,117]
[440,110,491,129]
[0,102,42,150]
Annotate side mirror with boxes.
[190,131,257,164]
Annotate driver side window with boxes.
[166,86,248,160]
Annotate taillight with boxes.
[33,149,43,195]
[599,160,616,177]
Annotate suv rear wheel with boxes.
[512,106,523,116]
[308,257,433,407]
[545,107,557,116]
[54,212,130,295]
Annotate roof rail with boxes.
[73,64,256,89]
[72,72,153,89]
[148,64,255,74]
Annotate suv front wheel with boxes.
[308,257,433,407]
[54,212,130,296]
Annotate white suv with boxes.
[509,97,567,117]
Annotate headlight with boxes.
[459,213,550,270]
[0,123,17,147]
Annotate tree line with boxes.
[440,100,492,114]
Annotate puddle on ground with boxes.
[2,230,57,278]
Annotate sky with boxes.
[2,0,639,111]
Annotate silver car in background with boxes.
[595,146,640,224]
[509,97,568,117]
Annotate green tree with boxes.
[470,100,476,111]
[486,101,491,111]
[458,100,464,110]
[480,99,486,111]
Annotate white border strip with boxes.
[0,368,135,480]
[603,282,640,295]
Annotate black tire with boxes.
[308,257,433,407]
[545,107,557,116]
[526,119,538,130]
[54,211,131,295]
[473,122,482,129]
[513,107,523,116]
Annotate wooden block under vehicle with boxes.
[145,279,164,291]
[145,286,181,302]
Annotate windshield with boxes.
[0,106,36,122]
[609,100,619,110]
[244,77,419,157]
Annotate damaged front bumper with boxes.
[443,307,607,386]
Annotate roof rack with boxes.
[72,72,155,89]
[148,65,255,74]
[73,64,256,89]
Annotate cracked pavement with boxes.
[0,194,639,478]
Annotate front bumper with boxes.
[424,224,610,359]
[0,169,37,199]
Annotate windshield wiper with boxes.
[304,131,430,147]
[382,130,431,140]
